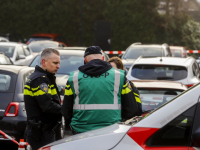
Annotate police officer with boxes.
[62,46,141,134]
[24,48,62,150]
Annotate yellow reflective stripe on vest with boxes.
[33,90,46,96]
[73,104,121,110]
[31,86,40,91]
[24,89,34,96]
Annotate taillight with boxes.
[38,146,52,150]
[5,102,19,117]
[186,84,194,88]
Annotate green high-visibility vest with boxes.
[68,68,125,132]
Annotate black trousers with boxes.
[26,128,55,150]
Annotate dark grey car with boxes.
[0,65,34,141]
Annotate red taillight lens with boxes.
[186,84,194,88]
[38,146,52,150]
[5,102,19,117]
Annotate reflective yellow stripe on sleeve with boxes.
[65,84,73,96]
[135,96,141,103]
[51,88,57,95]
[121,87,131,95]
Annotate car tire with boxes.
[55,117,65,140]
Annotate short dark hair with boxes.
[108,56,124,70]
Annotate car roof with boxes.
[37,49,85,55]
[132,80,187,91]
[133,56,194,66]
[0,65,29,74]
[169,46,184,50]
[0,42,23,46]
[31,33,60,38]
[29,40,59,45]
[54,47,87,51]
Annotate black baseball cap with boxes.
[84,46,102,57]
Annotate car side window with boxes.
[192,62,199,77]
[23,71,33,89]
[146,105,196,147]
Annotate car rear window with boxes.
[28,37,53,43]
[131,65,187,80]
[0,46,15,57]
[171,49,182,57]
[0,72,16,92]
[139,88,183,112]
[124,47,164,59]
[29,43,58,52]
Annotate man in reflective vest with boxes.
[62,46,141,134]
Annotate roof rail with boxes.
[132,42,141,45]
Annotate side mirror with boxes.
[192,127,200,147]
[118,54,123,58]
[19,55,26,59]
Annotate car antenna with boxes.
[160,47,163,62]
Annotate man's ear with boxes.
[41,59,46,66]
[84,57,87,64]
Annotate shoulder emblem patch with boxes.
[127,82,132,90]
[40,83,48,93]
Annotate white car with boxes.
[39,83,200,150]
[127,56,200,88]
[133,80,187,114]
[0,42,34,66]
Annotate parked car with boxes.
[0,33,24,43]
[28,40,64,56]
[120,43,172,70]
[0,42,34,66]
[55,47,110,61]
[0,37,9,42]
[170,46,188,58]
[0,65,34,141]
[0,53,13,64]
[39,82,200,150]
[133,80,187,114]
[127,56,200,88]
[27,33,72,46]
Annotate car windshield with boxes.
[28,37,53,43]
[139,88,183,112]
[123,47,164,59]
[30,54,84,74]
[0,46,15,57]
[131,65,187,80]
[29,43,57,52]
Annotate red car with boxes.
[26,33,72,46]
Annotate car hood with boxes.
[55,74,69,87]
[41,124,131,150]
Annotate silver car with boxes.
[127,56,200,88]
[0,42,34,66]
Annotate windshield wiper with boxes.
[157,77,173,80]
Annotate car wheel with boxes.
[55,117,65,140]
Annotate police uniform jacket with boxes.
[24,65,62,124]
